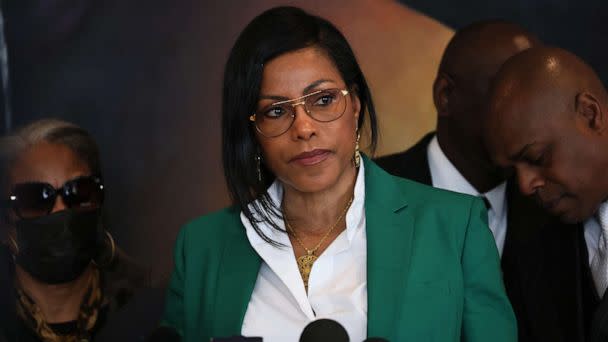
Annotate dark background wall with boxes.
[4,0,233,283]
[3,0,607,284]
[402,0,608,84]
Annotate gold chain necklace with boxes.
[284,196,354,290]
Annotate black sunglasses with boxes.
[6,175,104,219]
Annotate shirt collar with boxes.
[427,135,506,214]
[584,200,608,263]
[243,161,366,246]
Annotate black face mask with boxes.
[14,208,103,284]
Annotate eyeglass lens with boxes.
[254,88,347,137]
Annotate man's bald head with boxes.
[433,20,539,192]
[489,46,607,123]
[438,20,538,94]
[485,46,608,223]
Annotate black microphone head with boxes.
[299,319,349,342]
[363,338,389,342]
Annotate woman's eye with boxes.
[314,95,335,106]
[264,106,286,118]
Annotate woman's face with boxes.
[6,141,103,284]
[255,47,361,194]
[8,141,91,221]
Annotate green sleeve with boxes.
[461,198,517,342]
[160,226,187,337]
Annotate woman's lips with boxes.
[290,149,331,166]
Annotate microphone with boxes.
[363,338,389,342]
[145,326,181,342]
[299,319,349,342]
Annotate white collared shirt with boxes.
[427,136,508,256]
[584,201,608,265]
[240,163,367,342]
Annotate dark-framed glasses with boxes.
[6,175,104,219]
[250,88,350,138]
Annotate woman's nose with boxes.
[289,104,316,141]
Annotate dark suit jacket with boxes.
[375,132,599,342]
[590,282,608,342]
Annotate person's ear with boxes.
[433,73,454,118]
[575,92,605,133]
[352,93,361,123]
[347,85,361,124]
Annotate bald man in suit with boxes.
[376,22,599,341]
[485,46,608,342]
[376,20,540,257]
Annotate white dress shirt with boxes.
[427,136,508,256]
[584,201,608,265]
[240,163,367,342]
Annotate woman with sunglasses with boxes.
[161,6,516,342]
[0,119,162,341]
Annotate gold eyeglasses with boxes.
[249,88,349,138]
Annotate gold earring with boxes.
[354,131,361,168]
[256,154,262,182]
[93,230,116,267]
[105,231,116,263]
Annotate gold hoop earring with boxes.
[94,230,116,267]
[354,131,361,168]
[105,230,116,263]
[256,154,262,182]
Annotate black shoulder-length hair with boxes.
[222,6,378,245]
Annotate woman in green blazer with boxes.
[162,6,516,342]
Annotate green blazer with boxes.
[162,158,516,341]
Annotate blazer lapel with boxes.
[364,157,414,337]
[212,219,262,337]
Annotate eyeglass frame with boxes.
[4,175,105,219]
[249,88,350,138]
